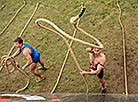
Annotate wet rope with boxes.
[116,0,128,95]
[0,1,26,36]
[0,3,39,93]
[0,56,30,93]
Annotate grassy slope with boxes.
[0,0,138,94]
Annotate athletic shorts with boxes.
[97,68,104,79]
[89,64,104,79]
[32,53,40,63]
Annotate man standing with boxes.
[80,47,106,93]
[11,37,46,83]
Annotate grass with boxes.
[0,0,138,94]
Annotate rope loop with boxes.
[0,55,30,93]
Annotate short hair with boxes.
[14,37,23,44]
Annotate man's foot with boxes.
[100,88,106,94]
[36,76,46,83]
[38,67,47,70]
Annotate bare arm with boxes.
[12,48,21,58]
[89,53,94,64]
[81,66,102,75]
[22,48,32,70]
[81,54,106,75]
[86,47,94,64]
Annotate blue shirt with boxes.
[20,42,40,63]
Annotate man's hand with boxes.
[22,66,26,71]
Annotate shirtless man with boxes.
[80,47,106,93]
[11,37,46,83]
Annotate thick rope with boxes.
[0,2,39,74]
[5,57,15,74]
[0,56,30,93]
[35,4,103,94]
[116,0,128,95]
[70,15,103,48]
[51,19,80,94]
[51,3,117,93]
[0,3,39,93]
[35,18,89,93]
[19,3,40,37]
[8,3,39,57]
[0,1,26,36]
[35,7,104,93]
[51,4,90,93]
[0,4,6,10]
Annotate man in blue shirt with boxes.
[11,37,46,83]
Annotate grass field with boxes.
[0,0,138,94]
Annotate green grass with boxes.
[0,0,138,94]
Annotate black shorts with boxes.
[97,68,104,79]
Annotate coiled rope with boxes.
[35,5,103,93]
[0,56,30,93]
[0,3,39,93]
[116,0,128,95]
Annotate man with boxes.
[11,37,46,83]
[80,46,106,93]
